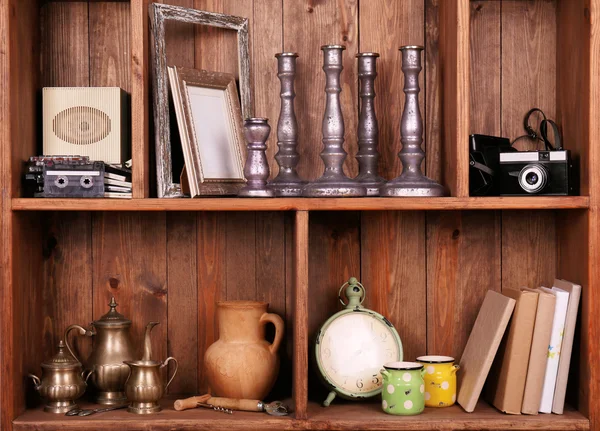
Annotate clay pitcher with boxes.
[204,301,284,400]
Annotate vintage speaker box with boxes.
[43,87,129,164]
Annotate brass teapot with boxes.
[65,297,150,405]
[29,340,90,413]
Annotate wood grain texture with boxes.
[283,0,359,180]
[41,2,89,87]
[426,211,501,359]
[12,196,590,212]
[501,211,556,290]
[89,2,131,90]
[196,212,226,394]
[10,398,590,431]
[307,211,360,401]
[585,0,598,424]
[293,210,309,418]
[42,213,93,365]
[439,0,469,197]
[361,211,426,362]
[469,0,500,136]
[252,0,282,178]
[92,213,167,362]
[131,0,150,198]
[166,212,198,394]
[225,212,257,299]
[359,0,424,181]
[557,0,589,195]
[501,0,556,147]
[425,0,441,182]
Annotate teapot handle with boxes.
[260,312,284,355]
[161,357,178,391]
[64,324,94,363]
[28,373,41,390]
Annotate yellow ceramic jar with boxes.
[416,355,459,407]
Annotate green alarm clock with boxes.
[315,277,403,407]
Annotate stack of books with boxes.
[104,164,132,198]
[457,280,581,415]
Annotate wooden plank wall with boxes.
[33,0,567,408]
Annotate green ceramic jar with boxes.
[380,362,425,416]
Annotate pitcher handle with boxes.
[260,312,285,355]
[64,324,94,363]
[161,357,178,391]
[28,373,41,390]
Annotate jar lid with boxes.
[41,340,81,370]
[93,297,131,328]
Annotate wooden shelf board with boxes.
[305,400,590,431]
[13,398,295,431]
[13,399,589,431]
[11,196,590,212]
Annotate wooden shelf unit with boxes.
[1,1,599,431]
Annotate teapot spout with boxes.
[142,322,160,361]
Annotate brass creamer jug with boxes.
[65,297,137,405]
[124,322,178,414]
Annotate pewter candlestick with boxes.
[269,52,306,197]
[303,45,366,197]
[239,118,275,198]
[355,52,385,196]
[380,46,448,197]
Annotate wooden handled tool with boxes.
[174,395,289,416]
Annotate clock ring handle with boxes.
[260,312,285,355]
[338,279,366,307]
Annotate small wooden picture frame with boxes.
[170,67,245,196]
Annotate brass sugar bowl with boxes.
[29,340,90,413]
[65,297,138,405]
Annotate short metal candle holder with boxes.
[355,52,385,196]
[380,46,448,197]
[238,118,275,198]
[303,45,366,198]
[269,52,306,197]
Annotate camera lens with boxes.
[525,172,539,185]
[518,164,548,194]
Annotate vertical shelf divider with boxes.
[131,0,150,198]
[439,0,470,197]
[293,210,309,419]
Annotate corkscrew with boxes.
[197,402,233,414]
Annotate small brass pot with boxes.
[124,357,178,414]
[29,340,91,413]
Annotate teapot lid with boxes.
[93,297,132,328]
[41,340,81,370]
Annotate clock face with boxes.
[317,312,401,395]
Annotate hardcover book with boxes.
[538,286,569,413]
[457,290,516,413]
[521,288,556,415]
[486,288,538,414]
[551,279,582,414]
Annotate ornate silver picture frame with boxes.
[149,3,252,197]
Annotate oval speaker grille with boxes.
[53,106,111,145]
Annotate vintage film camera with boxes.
[469,109,576,196]
[23,156,105,198]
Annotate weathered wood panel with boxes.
[361,211,426,362]
[166,212,198,394]
[426,211,501,358]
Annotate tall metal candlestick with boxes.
[355,52,385,196]
[380,46,448,197]
[238,118,275,198]
[269,52,306,197]
[303,45,366,197]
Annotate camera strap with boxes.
[511,108,562,151]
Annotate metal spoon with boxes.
[65,404,128,416]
